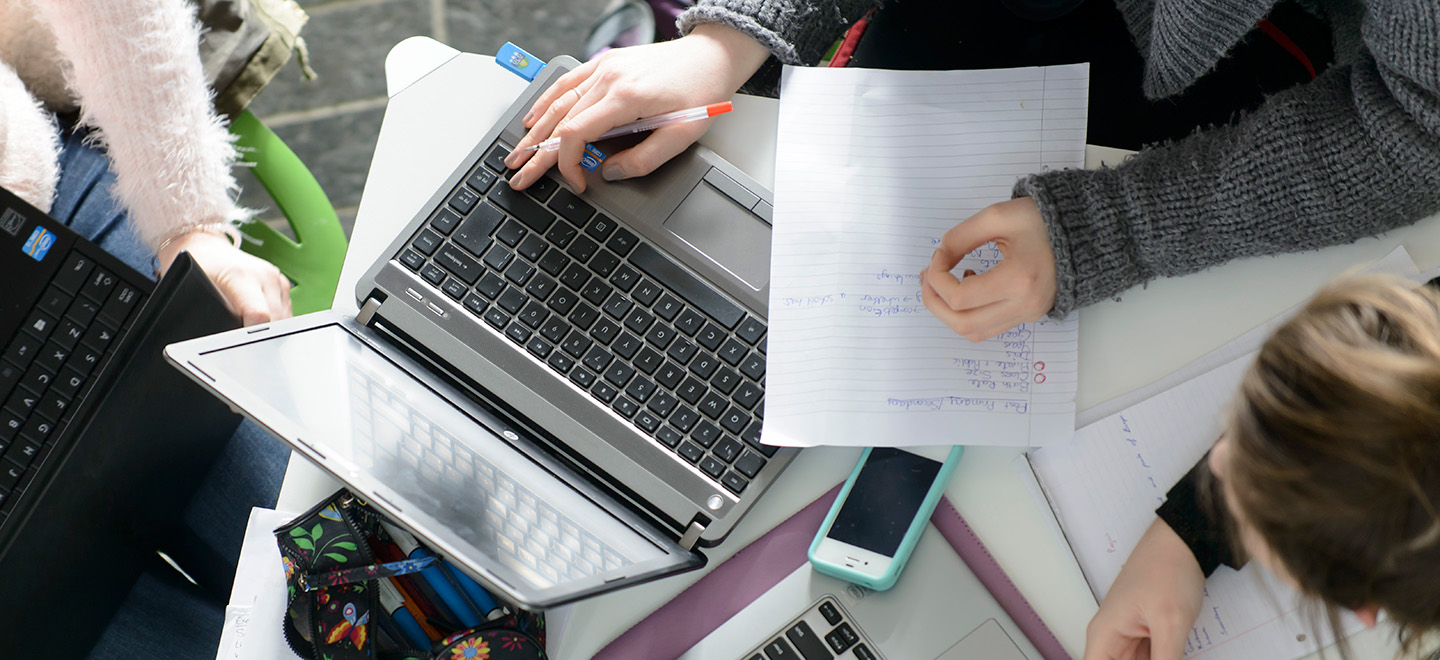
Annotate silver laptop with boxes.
[164,55,794,608]
[684,526,1042,660]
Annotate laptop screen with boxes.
[192,322,699,606]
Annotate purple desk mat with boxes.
[592,485,1070,660]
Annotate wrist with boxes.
[156,223,242,268]
[688,23,771,91]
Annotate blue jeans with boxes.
[48,119,292,660]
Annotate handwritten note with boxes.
[762,64,1087,447]
[1030,357,1362,660]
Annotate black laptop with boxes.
[0,185,244,658]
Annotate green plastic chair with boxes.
[229,109,348,314]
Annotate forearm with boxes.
[1018,53,1440,317]
[678,0,882,96]
[37,0,248,251]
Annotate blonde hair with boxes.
[1226,274,1440,652]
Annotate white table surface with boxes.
[275,36,1438,659]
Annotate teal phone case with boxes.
[807,446,964,591]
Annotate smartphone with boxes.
[808,445,964,591]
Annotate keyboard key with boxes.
[525,337,553,358]
[497,286,527,314]
[518,301,549,329]
[720,406,751,434]
[35,342,69,374]
[582,347,613,373]
[656,426,683,447]
[4,335,40,370]
[399,249,425,270]
[441,278,467,300]
[447,186,480,214]
[483,145,509,172]
[526,273,558,301]
[67,297,100,327]
[736,316,767,345]
[733,381,763,410]
[611,332,643,360]
[526,175,560,201]
[653,362,685,390]
[0,363,19,396]
[546,351,575,374]
[735,451,766,479]
[581,279,613,306]
[624,376,655,403]
[629,244,745,329]
[37,286,73,319]
[4,439,39,470]
[3,388,37,418]
[646,391,678,417]
[677,441,703,464]
[607,227,638,256]
[546,288,578,316]
[852,645,876,660]
[819,601,843,626]
[420,263,447,286]
[609,264,640,292]
[489,184,556,232]
[699,456,725,478]
[689,353,720,379]
[676,377,706,405]
[19,364,52,396]
[764,637,800,660]
[53,253,94,294]
[467,166,498,193]
[504,259,536,286]
[612,396,639,419]
[496,219,527,247]
[459,201,505,242]
[482,246,514,270]
[633,347,663,375]
[623,308,654,335]
[697,392,727,420]
[565,234,599,262]
[643,323,676,350]
[825,624,858,654]
[412,228,443,255]
[538,247,571,276]
[711,367,741,395]
[692,420,721,447]
[540,316,570,344]
[674,308,706,336]
[742,420,776,456]
[21,310,55,342]
[717,338,748,366]
[0,411,19,442]
[559,263,591,291]
[51,368,84,400]
[633,409,662,433]
[671,406,700,432]
[741,353,766,381]
[505,321,532,344]
[695,323,726,352]
[34,390,68,421]
[80,325,116,353]
[476,272,506,299]
[722,471,749,495]
[569,367,597,389]
[590,317,621,345]
[431,207,463,235]
[548,189,594,226]
[666,338,697,365]
[436,244,484,285]
[602,293,633,320]
[561,331,593,359]
[464,293,488,317]
[591,380,619,403]
[590,250,621,278]
[628,279,661,306]
[568,303,599,330]
[518,234,548,262]
[585,214,618,242]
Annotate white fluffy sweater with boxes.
[0,0,246,250]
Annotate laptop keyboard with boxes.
[742,596,881,660]
[396,144,773,495]
[348,363,628,586]
[0,250,144,525]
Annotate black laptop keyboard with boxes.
[0,250,144,523]
[396,144,772,495]
[744,597,879,660]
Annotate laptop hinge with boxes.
[679,521,706,551]
[356,297,383,325]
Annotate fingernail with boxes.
[602,163,628,182]
[964,269,976,277]
[522,108,536,125]
[509,170,527,188]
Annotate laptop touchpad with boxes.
[663,180,770,290]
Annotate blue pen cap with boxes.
[497,42,546,81]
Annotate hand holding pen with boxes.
[520,102,733,153]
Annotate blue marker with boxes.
[438,560,500,620]
[383,524,482,627]
[377,578,430,649]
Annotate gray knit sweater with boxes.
[679,0,1440,317]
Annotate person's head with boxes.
[1210,274,1440,649]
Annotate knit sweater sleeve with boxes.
[1015,0,1440,317]
[677,0,882,97]
[35,0,248,252]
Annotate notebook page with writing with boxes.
[764,64,1087,448]
[1030,357,1363,660]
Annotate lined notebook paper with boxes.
[763,64,1088,448]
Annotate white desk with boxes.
[278,37,1436,659]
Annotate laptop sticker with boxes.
[1,208,23,236]
[21,226,55,261]
[581,143,607,172]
